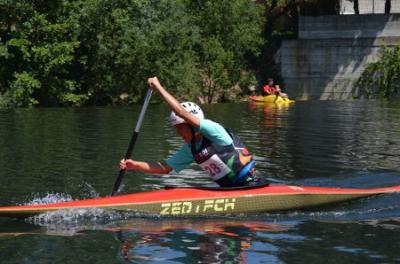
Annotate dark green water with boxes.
[0,100,400,263]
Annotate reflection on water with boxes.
[113,219,288,263]
[0,218,289,263]
[0,100,400,263]
[1,215,400,263]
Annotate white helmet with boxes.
[169,102,204,126]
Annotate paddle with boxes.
[111,89,153,196]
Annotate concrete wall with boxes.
[279,14,400,100]
[299,15,400,39]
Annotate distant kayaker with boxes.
[262,78,288,98]
[120,77,264,187]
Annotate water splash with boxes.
[24,208,162,236]
[76,182,100,199]
[23,193,74,206]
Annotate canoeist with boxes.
[262,78,288,98]
[120,77,264,187]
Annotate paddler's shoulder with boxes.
[199,119,225,131]
[199,119,232,145]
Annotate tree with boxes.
[0,0,265,107]
[74,0,203,104]
[385,0,391,14]
[354,0,359,14]
[188,0,264,103]
[0,0,82,107]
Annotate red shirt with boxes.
[263,85,278,95]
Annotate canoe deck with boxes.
[1,184,399,218]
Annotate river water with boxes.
[0,100,399,263]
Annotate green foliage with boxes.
[8,71,40,107]
[190,0,265,102]
[356,44,400,99]
[0,0,265,107]
[75,0,202,104]
[0,0,81,107]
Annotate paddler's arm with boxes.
[120,159,173,174]
[147,77,200,128]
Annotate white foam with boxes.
[23,193,74,205]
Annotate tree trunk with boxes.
[353,0,359,15]
[385,0,391,14]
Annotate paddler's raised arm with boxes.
[120,159,172,174]
[147,77,200,128]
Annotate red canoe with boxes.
[1,184,399,218]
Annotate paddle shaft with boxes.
[111,89,153,196]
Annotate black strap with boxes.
[164,182,270,191]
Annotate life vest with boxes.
[190,129,256,187]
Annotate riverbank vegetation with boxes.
[0,0,265,107]
[356,44,400,99]
[0,0,347,107]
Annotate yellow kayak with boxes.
[249,95,294,104]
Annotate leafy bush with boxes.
[356,44,400,99]
[8,72,40,107]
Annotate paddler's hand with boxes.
[148,77,163,91]
[119,159,136,170]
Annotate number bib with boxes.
[199,154,231,181]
